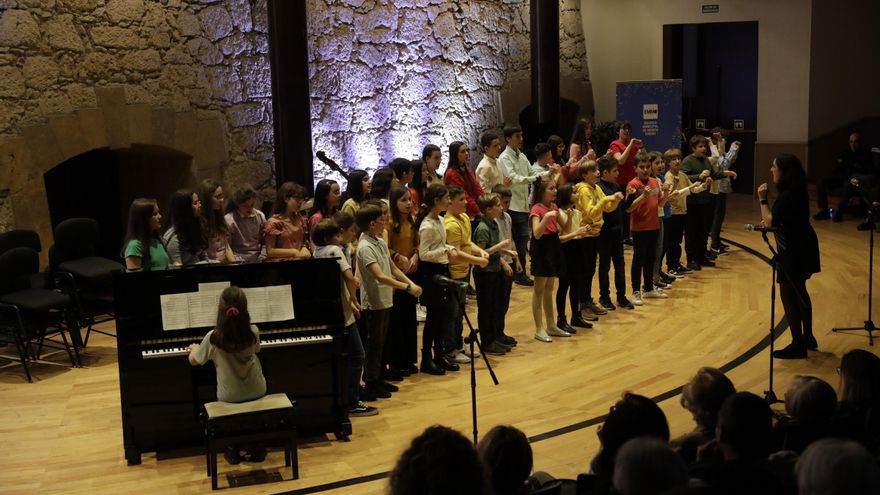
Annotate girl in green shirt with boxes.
[122,198,169,271]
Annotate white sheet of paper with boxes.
[160,284,294,330]
[159,293,192,331]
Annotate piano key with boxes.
[141,334,333,359]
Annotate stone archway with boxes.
[0,85,229,264]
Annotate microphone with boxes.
[744,224,778,233]
[433,274,469,288]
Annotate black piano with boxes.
[113,258,351,466]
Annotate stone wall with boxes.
[306,0,589,180]
[0,0,275,236]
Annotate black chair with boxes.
[0,229,42,255]
[0,247,81,381]
[49,218,124,347]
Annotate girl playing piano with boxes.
[188,286,267,463]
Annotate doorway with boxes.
[664,21,758,194]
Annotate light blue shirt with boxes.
[499,146,541,213]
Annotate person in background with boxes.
[370,167,396,206]
[814,132,874,222]
[670,367,736,464]
[164,188,207,266]
[596,156,633,310]
[610,121,643,244]
[529,179,570,342]
[444,141,484,220]
[225,183,266,263]
[265,181,311,261]
[477,425,534,495]
[123,198,169,271]
[472,193,514,355]
[554,183,590,333]
[341,170,371,218]
[199,179,236,263]
[422,143,444,189]
[385,186,420,379]
[388,425,489,495]
[708,128,740,255]
[492,184,521,349]
[308,178,341,231]
[475,130,508,193]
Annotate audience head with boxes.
[211,286,255,353]
[795,438,880,495]
[771,153,808,192]
[389,425,488,495]
[309,178,341,218]
[370,167,395,200]
[273,181,307,215]
[784,375,837,426]
[311,218,341,247]
[227,183,258,216]
[849,132,861,153]
[345,170,371,203]
[838,349,880,408]
[591,392,670,480]
[477,425,532,495]
[716,392,772,460]
[680,367,736,433]
[570,118,593,148]
[612,438,688,495]
[390,158,414,184]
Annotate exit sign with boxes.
[702,4,720,13]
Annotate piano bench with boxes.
[202,393,299,490]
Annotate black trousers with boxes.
[816,175,856,213]
[557,240,582,320]
[362,308,390,383]
[385,290,417,369]
[498,270,513,335]
[710,193,728,250]
[598,227,627,300]
[779,274,813,347]
[664,215,686,270]
[474,270,502,345]
[509,210,530,270]
[685,201,713,263]
[631,230,659,293]
[579,237,598,304]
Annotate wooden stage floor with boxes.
[1,194,878,494]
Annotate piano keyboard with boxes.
[142,334,333,359]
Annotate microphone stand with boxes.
[759,230,783,404]
[449,283,499,445]
[832,197,876,345]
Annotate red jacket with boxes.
[444,166,484,219]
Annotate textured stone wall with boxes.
[306,0,588,180]
[0,0,275,208]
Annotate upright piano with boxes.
[113,258,351,466]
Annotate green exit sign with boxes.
[702,4,720,13]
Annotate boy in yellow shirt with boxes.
[573,161,623,319]
[444,185,490,364]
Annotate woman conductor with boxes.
[757,154,820,359]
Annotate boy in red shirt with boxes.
[624,152,668,306]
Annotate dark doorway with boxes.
[664,21,758,193]
[44,145,194,260]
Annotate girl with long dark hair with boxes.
[199,179,236,263]
[757,153,820,359]
[422,144,443,188]
[163,189,207,266]
[385,185,420,377]
[341,170,371,217]
[122,198,169,271]
[370,167,396,205]
[308,178,341,231]
[443,141,484,219]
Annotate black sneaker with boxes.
[364,382,392,398]
[382,367,404,382]
[599,297,616,311]
[677,264,693,273]
[499,334,517,346]
[569,316,593,328]
[359,385,378,402]
[617,297,635,310]
[557,318,576,334]
[348,402,379,417]
[514,274,535,286]
[244,447,267,463]
[660,272,676,284]
[668,268,685,278]
[483,341,509,355]
[439,356,460,371]
[773,344,807,359]
[375,379,398,392]
[699,258,716,267]
[654,280,669,289]
[686,261,702,271]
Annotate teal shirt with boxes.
[124,238,170,271]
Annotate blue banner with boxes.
[616,79,683,152]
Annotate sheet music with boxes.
[159,293,191,331]
[159,284,295,330]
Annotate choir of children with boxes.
[126,121,737,418]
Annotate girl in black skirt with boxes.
[530,179,570,342]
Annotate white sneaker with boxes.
[459,346,479,358]
[644,288,668,299]
[450,351,471,363]
[534,329,552,342]
[416,305,427,322]
[546,326,572,337]
[632,291,644,306]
